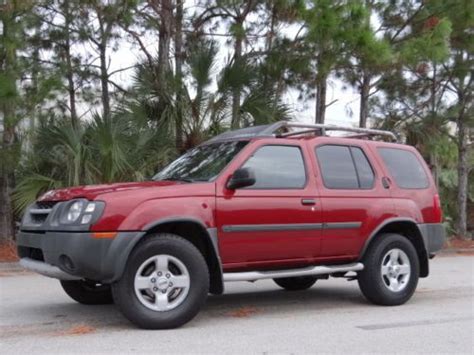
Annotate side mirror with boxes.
[227,167,256,190]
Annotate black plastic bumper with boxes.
[418,223,446,254]
[17,230,141,283]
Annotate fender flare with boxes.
[358,217,429,277]
[110,217,224,294]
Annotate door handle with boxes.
[301,198,316,206]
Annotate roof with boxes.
[205,121,398,144]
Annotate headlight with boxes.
[65,200,84,223]
[60,200,101,225]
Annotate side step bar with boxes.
[223,262,364,282]
[19,258,81,281]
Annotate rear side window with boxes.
[315,145,375,189]
[378,148,429,189]
[242,145,306,189]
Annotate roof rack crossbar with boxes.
[205,120,397,143]
[265,121,397,142]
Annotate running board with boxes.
[223,262,364,282]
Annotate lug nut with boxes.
[162,290,166,294]
[158,272,162,276]
[169,282,173,287]
[151,278,156,283]
[166,273,170,278]
[153,287,158,291]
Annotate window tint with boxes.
[351,147,375,188]
[242,145,306,189]
[378,148,429,189]
[315,145,375,189]
[316,145,359,189]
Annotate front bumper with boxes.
[418,223,446,254]
[17,230,141,283]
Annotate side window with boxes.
[378,148,429,189]
[315,145,375,189]
[241,145,306,189]
[351,147,375,188]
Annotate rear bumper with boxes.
[17,230,141,283]
[418,223,446,254]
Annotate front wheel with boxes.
[112,234,209,329]
[273,276,317,291]
[358,233,419,306]
[60,280,113,305]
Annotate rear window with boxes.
[315,145,375,189]
[378,148,429,189]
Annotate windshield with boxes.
[153,140,249,182]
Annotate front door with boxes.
[216,141,322,271]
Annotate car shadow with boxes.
[1,282,368,336]
[202,282,368,318]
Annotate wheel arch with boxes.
[359,218,429,277]
[124,218,223,295]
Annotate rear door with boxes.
[215,140,322,271]
[310,139,395,259]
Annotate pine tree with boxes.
[300,0,365,123]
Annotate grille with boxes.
[36,201,58,209]
[29,201,59,225]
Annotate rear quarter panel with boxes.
[366,142,439,224]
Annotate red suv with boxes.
[17,121,445,329]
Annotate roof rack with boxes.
[265,121,398,141]
[207,121,398,143]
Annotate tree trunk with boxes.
[99,40,110,120]
[359,74,371,128]
[315,77,327,124]
[231,29,243,129]
[0,122,15,244]
[456,118,469,237]
[157,0,173,91]
[175,0,183,152]
[0,13,16,243]
[64,0,78,128]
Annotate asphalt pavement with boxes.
[0,254,473,354]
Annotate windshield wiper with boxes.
[160,176,195,183]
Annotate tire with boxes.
[60,280,113,305]
[273,276,317,291]
[112,233,209,329]
[358,233,420,306]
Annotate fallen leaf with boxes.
[227,307,259,318]
[55,324,96,336]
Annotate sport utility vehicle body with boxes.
[17,121,445,329]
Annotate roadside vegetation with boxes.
[0,0,472,246]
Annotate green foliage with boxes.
[399,18,452,64]
[1,0,472,237]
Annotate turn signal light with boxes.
[92,232,117,239]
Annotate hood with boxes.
[38,181,182,202]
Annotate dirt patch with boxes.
[55,324,96,336]
[227,306,260,318]
[456,250,474,256]
[444,237,474,250]
[0,241,18,262]
[0,270,32,277]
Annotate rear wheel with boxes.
[60,280,113,305]
[112,234,209,329]
[273,276,317,291]
[358,233,419,306]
